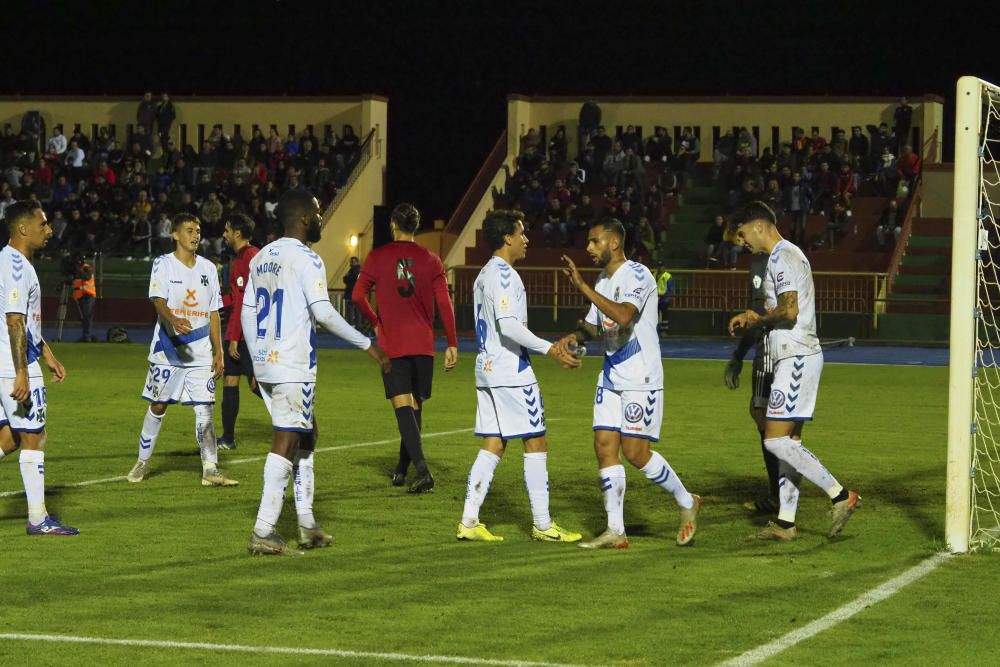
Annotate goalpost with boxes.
[947,76,1000,553]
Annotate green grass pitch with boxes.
[0,344,994,666]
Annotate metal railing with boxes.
[451,265,886,323]
[441,130,508,260]
[320,128,376,223]
[885,177,925,294]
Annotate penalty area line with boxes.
[0,632,600,667]
[716,551,954,666]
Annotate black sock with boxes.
[394,406,427,473]
[832,488,849,504]
[760,433,780,499]
[395,441,411,475]
[221,386,239,440]
[775,518,795,529]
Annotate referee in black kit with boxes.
[724,250,780,514]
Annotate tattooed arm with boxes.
[7,313,29,402]
[728,291,799,335]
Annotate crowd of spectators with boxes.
[507,120,697,264]
[706,97,922,266]
[0,92,363,262]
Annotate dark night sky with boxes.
[5,0,994,221]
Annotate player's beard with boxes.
[306,219,322,244]
[597,248,611,266]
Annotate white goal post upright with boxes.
[947,76,1000,553]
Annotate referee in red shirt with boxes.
[352,203,458,493]
[219,214,260,449]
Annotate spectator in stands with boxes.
[566,161,585,188]
[646,127,672,165]
[705,214,726,267]
[49,209,67,253]
[156,93,176,147]
[877,198,904,250]
[896,144,921,193]
[835,163,857,203]
[132,124,153,155]
[820,194,852,251]
[830,129,849,164]
[620,146,644,191]
[675,127,700,186]
[519,178,546,222]
[722,220,743,269]
[520,128,541,154]
[200,190,223,230]
[156,209,173,253]
[621,125,642,155]
[783,170,812,248]
[763,179,784,217]
[591,126,612,166]
[542,197,570,247]
[602,140,625,187]
[339,125,360,165]
[137,92,157,136]
[548,127,568,165]
[811,161,837,216]
[574,193,596,234]
[634,216,656,264]
[874,145,898,196]
[267,126,283,154]
[518,144,542,175]
[809,129,827,153]
[737,127,758,159]
[46,125,67,158]
[867,123,896,171]
[644,182,664,225]
[849,126,870,173]
[894,97,913,147]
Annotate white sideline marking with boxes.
[0,632,598,666]
[0,427,478,498]
[716,552,953,666]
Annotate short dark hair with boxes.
[3,200,42,231]
[226,213,255,240]
[390,203,421,233]
[276,189,318,231]
[173,212,201,229]
[591,217,626,243]
[730,201,776,231]
[483,209,524,251]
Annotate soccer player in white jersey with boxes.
[728,202,861,540]
[559,219,700,549]
[0,201,76,535]
[457,209,583,543]
[126,213,237,487]
[243,190,389,556]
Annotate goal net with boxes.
[948,76,1000,552]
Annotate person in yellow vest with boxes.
[71,255,97,342]
[655,265,673,337]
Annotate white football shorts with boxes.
[259,382,316,432]
[0,376,47,433]
[475,383,546,440]
[593,386,663,442]
[141,364,216,405]
[767,352,823,421]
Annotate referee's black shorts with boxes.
[223,339,255,378]
[750,337,774,410]
[382,355,434,402]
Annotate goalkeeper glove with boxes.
[724,357,742,389]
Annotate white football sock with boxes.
[254,453,293,536]
[137,407,164,462]
[777,461,802,524]
[764,436,842,497]
[19,449,47,525]
[293,450,316,529]
[461,449,500,528]
[523,452,551,531]
[193,404,217,471]
[640,450,694,509]
[0,448,6,461]
[599,464,627,534]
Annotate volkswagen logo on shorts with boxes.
[624,402,643,423]
[207,378,216,393]
[769,389,785,409]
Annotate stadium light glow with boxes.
[349,234,358,249]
